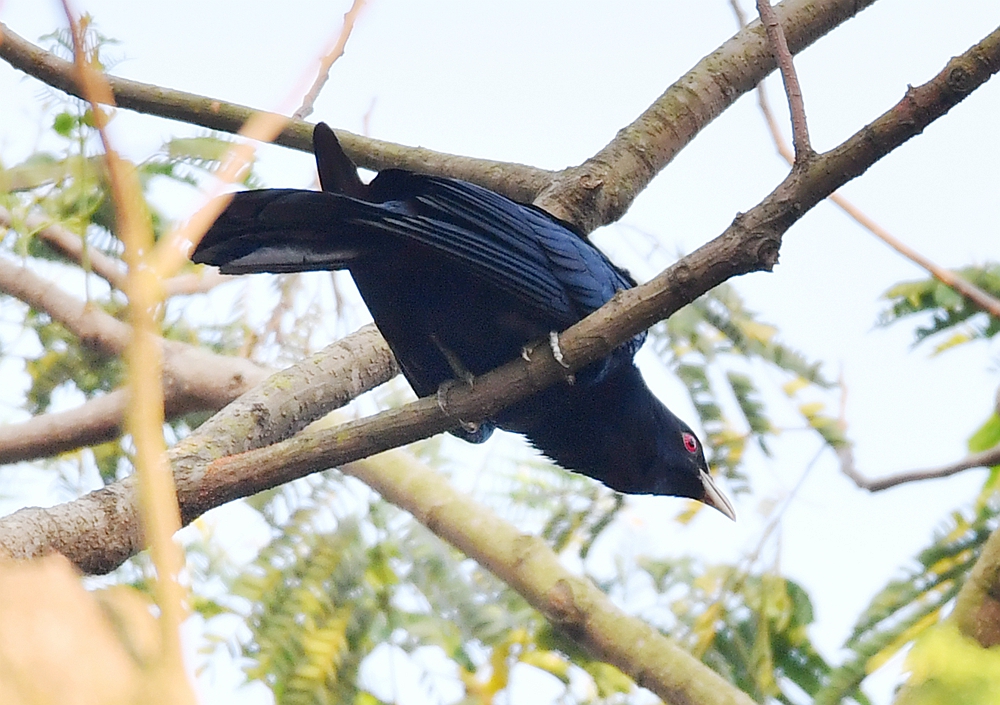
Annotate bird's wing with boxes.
[194,171,644,353]
[366,170,636,327]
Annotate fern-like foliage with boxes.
[651,282,841,493]
[814,495,1000,705]
[879,264,1000,351]
[635,557,869,705]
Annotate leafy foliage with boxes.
[815,495,1000,705]
[880,264,1000,351]
[636,556,868,705]
[652,282,841,494]
[894,623,1000,705]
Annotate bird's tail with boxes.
[192,188,391,275]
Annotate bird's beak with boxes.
[699,469,736,521]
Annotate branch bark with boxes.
[3,22,996,573]
[533,0,879,229]
[0,0,880,232]
[0,323,397,573]
[952,518,1000,648]
[0,21,551,207]
[0,254,271,463]
[838,443,1000,493]
[345,450,757,705]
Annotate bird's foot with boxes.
[436,379,480,434]
[549,331,575,384]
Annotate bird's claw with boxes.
[436,379,480,434]
[549,331,575,384]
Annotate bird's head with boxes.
[650,424,736,521]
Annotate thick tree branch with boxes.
[345,450,756,705]
[0,254,270,463]
[0,254,130,355]
[838,443,1000,493]
[0,22,551,207]
[0,324,397,573]
[728,3,1000,321]
[2,0,878,232]
[533,0,879,229]
[3,23,996,574]
[952,518,1000,649]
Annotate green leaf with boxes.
[968,414,1000,454]
[53,111,76,137]
[896,623,1000,705]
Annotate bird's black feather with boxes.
[192,123,734,517]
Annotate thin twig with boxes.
[293,0,367,120]
[837,443,1000,492]
[731,1,1000,320]
[755,0,812,159]
[4,18,998,576]
[59,7,192,690]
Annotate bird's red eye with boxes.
[682,432,699,453]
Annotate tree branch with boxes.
[0,21,552,207]
[0,323,397,573]
[533,0,879,229]
[0,207,128,291]
[728,3,1000,320]
[838,442,1000,493]
[756,0,813,159]
[952,517,1000,648]
[292,0,367,120]
[0,253,272,462]
[0,254,130,356]
[3,22,996,574]
[344,450,756,705]
[1,0,879,232]
[0,208,229,297]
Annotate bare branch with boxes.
[835,198,1000,319]
[0,327,275,465]
[292,0,367,121]
[0,255,131,356]
[1,1,880,231]
[0,254,271,463]
[0,207,230,299]
[0,207,128,290]
[344,450,757,705]
[161,268,234,297]
[0,21,551,207]
[4,22,996,575]
[534,0,878,229]
[0,324,397,572]
[729,3,1000,320]
[0,392,130,462]
[756,0,813,159]
[838,443,1000,493]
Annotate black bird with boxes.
[193,123,735,519]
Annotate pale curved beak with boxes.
[699,469,736,521]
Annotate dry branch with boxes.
[755,0,813,159]
[0,21,551,207]
[1,0,879,230]
[3,21,996,573]
[838,443,1000,493]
